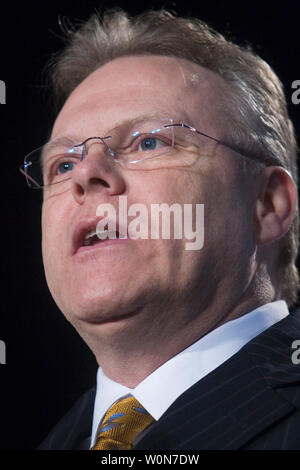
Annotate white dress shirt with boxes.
[90,300,289,447]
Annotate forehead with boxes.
[51,55,227,140]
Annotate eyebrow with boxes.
[44,135,79,150]
[107,112,177,133]
[106,111,196,135]
[46,110,193,148]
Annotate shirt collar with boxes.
[90,300,289,446]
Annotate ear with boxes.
[255,166,298,246]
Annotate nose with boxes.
[70,141,126,204]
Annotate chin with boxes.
[58,287,142,326]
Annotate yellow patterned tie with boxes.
[92,394,155,450]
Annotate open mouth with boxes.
[83,226,121,246]
[72,217,128,255]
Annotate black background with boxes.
[0,0,299,450]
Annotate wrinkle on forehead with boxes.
[52,55,228,140]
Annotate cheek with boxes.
[41,203,68,279]
[129,169,203,206]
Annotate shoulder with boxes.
[38,386,96,450]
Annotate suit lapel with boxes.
[38,311,300,450]
[38,386,96,450]
[135,311,300,450]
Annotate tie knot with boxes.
[92,394,155,450]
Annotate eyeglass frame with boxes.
[19,121,283,190]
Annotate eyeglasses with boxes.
[19,117,281,192]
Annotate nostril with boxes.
[90,177,110,188]
[72,177,111,200]
[76,184,85,196]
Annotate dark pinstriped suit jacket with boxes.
[39,310,300,450]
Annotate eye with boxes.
[46,156,80,183]
[57,161,75,174]
[138,136,168,152]
[139,137,157,151]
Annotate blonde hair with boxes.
[47,8,299,305]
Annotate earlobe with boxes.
[255,167,298,246]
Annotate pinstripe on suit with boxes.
[39,309,300,450]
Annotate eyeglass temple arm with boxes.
[19,164,42,189]
[168,123,282,167]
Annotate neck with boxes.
[76,289,274,388]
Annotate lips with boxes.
[72,217,124,254]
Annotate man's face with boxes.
[42,55,257,340]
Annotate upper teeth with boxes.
[85,228,97,240]
[83,228,119,245]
